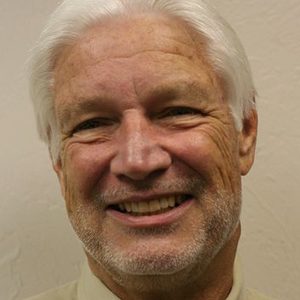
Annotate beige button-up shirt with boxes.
[25,260,272,300]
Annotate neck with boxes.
[87,225,241,300]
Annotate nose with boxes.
[110,111,172,181]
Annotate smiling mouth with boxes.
[109,194,191,216]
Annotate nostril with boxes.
[145,169,170,180]
[116,169,166,184]
[110,147,172,181]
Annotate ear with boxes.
[239,109,258,176]
[52,156,66,198]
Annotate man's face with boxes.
[53,14,255,285]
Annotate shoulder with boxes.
[245,288,276,300]
[23,280,78,300]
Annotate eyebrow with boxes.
[57,97,109,127]
[142,80,210,105]
[57,79,211,126]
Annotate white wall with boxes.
[0,1,299,299]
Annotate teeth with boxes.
[131,202,139,213]
[160,198,169,209]
[149,199,160,212]
[125,203,132,212]
[117,195,187,215]
[138,202,149,213]
[168,197,175,207]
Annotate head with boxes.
[29,0,257,295]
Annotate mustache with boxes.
[92,176,206,206]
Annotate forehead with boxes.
[55,13,205,66]
[53,13,223,109]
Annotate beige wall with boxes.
[0,1,299,299]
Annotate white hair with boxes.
[29,0,256,161]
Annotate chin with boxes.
[91,237,224,293]
[101,232,207,275]
[81,226,226,291]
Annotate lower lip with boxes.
[106,199,194,228]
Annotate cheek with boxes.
[165,131,215,169]
[166,128,240,189]
[62,143,113,202]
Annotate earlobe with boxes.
[239,109,258,176]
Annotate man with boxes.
[26,0,271,299]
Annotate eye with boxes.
[159,107,202,118]
[72,118,114,134]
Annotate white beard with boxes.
[69,185,240,290]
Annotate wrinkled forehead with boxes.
[52,12,225,119]
[53,13,212,81]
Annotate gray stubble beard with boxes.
[68,179,241,291]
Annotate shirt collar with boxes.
[77,262,120,300]
[226,257,244,300]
